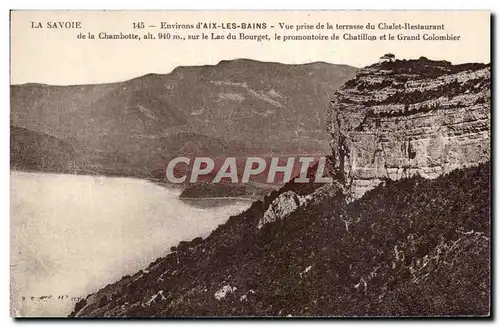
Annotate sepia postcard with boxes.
[10,10,491,318]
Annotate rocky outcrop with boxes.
[258,191,310,229]
[327,58,490,199]
[257,180,343,229]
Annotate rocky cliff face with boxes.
[326,58,490,199]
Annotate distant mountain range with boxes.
[10,59,357,178]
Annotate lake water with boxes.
[10,171,252,317]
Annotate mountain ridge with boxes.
[12,59,357,87]
[11,59,358,179]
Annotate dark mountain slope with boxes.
[10,126,89,174]
[71,163,490,317]
[11,60,357,177]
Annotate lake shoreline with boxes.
[11,171,252,317]
[10,169,264,202]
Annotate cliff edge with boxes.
[327,57,490,198]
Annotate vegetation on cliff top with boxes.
[367,57,489,78]
[340,57,490,111]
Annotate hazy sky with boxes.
[11,10,490,85]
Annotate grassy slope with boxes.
[72,163,490,317]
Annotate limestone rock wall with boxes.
[326,58,490,199]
